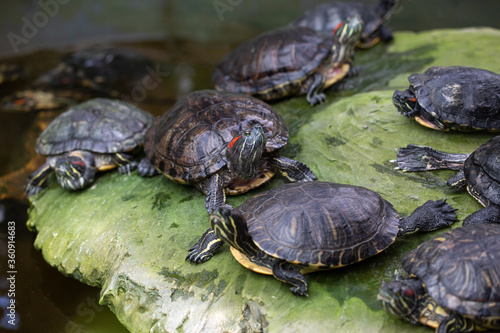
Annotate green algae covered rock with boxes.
[28,28,500,332]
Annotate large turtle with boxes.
[289,0,400,48]
[210,181,457,296]
[211,16,363,106]
[26,98,155,195]
[139,90,317,263]
[393,66,500,131]
[378,221,500,332]
[2,47,153,112]
[394,135,500,224]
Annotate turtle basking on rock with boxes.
[26,98,155,195]
[212,16,363,106]
[2,47,153,112]
[289,0,400,48]
[139,90,317,263]
[379,221,500,332]
[393,66,500,131]
[394,135,500,225]
[210,181,457,296]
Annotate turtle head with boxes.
[211,207,258,256]
[378,278,423,323]
[226,124,267,180]
[393,89,419,117]
[330,16,363,64]
[54,151,96,191]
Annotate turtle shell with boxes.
[211,27,332,97]
[36,98,155,156]
[289,1,394,46]
[463,135,500,206]
[143,90,288,184]
[402,224,500,325]
[409,66,500,130]
[235,181,400,268]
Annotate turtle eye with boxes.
[244,131,251,137]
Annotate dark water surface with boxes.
[1,1,500,332]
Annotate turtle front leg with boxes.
[270,156,317,182]
[398,200,457,236]
[437,313,476,333]
[394,144,468,172]
[25,162,53,196]
[111,153,137,174]
[305,72,327,106]
[186,173,230,263]
[272,261,308,297]
[137,157,160,177]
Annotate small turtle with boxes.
[2,47,153,112]
[289,0,400,48]
[211,16,363,106]
[394,135,500,224]
[140,90,317,263]
[393,66,500,131]
[26,98,155,195]
[0,63,24,84]
[378,221,500,332]
[210,181,457,296]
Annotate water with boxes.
[1,1,499,332]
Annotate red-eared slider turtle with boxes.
[25,98,155,195]
[211,16,363,106]
[210,181,457,296]
[0,63,24,84]
[393,66,500,131]
[140,90,317,263]
[2,47,153,112]
[289,0,400,48]
[394,135,500,224]
[378,221,500,332]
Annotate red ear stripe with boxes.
[403,289,415,297]
[228,135,242,149]
[333,22,344,35]
[73,160,85,167]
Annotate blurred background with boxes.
[1,0,500,332]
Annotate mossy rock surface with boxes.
[28,28,500,332]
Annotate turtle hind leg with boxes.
[111,153,137,174]
[25,162,53,196]
[137,157,160,177]
[305,72,327,106]
[463,205,500,225]
[395,144,468,172]
[398,200,458,236]
[272,261,308,297]
[185,228,223,263]
[270,156,317,182]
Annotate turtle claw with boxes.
[186,229,223,264]
[118,161,137,175]
[137,157,160,177]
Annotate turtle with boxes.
[1,47,153,112]
[139,90,318,263]
[211,15,363,106]
[289,0,400,48]
[0,63,24,85]
[393,66,500,131]
[378,220,500,332]
[25,98,155,195]
[394,135,500,224]
[209,181,457,296]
